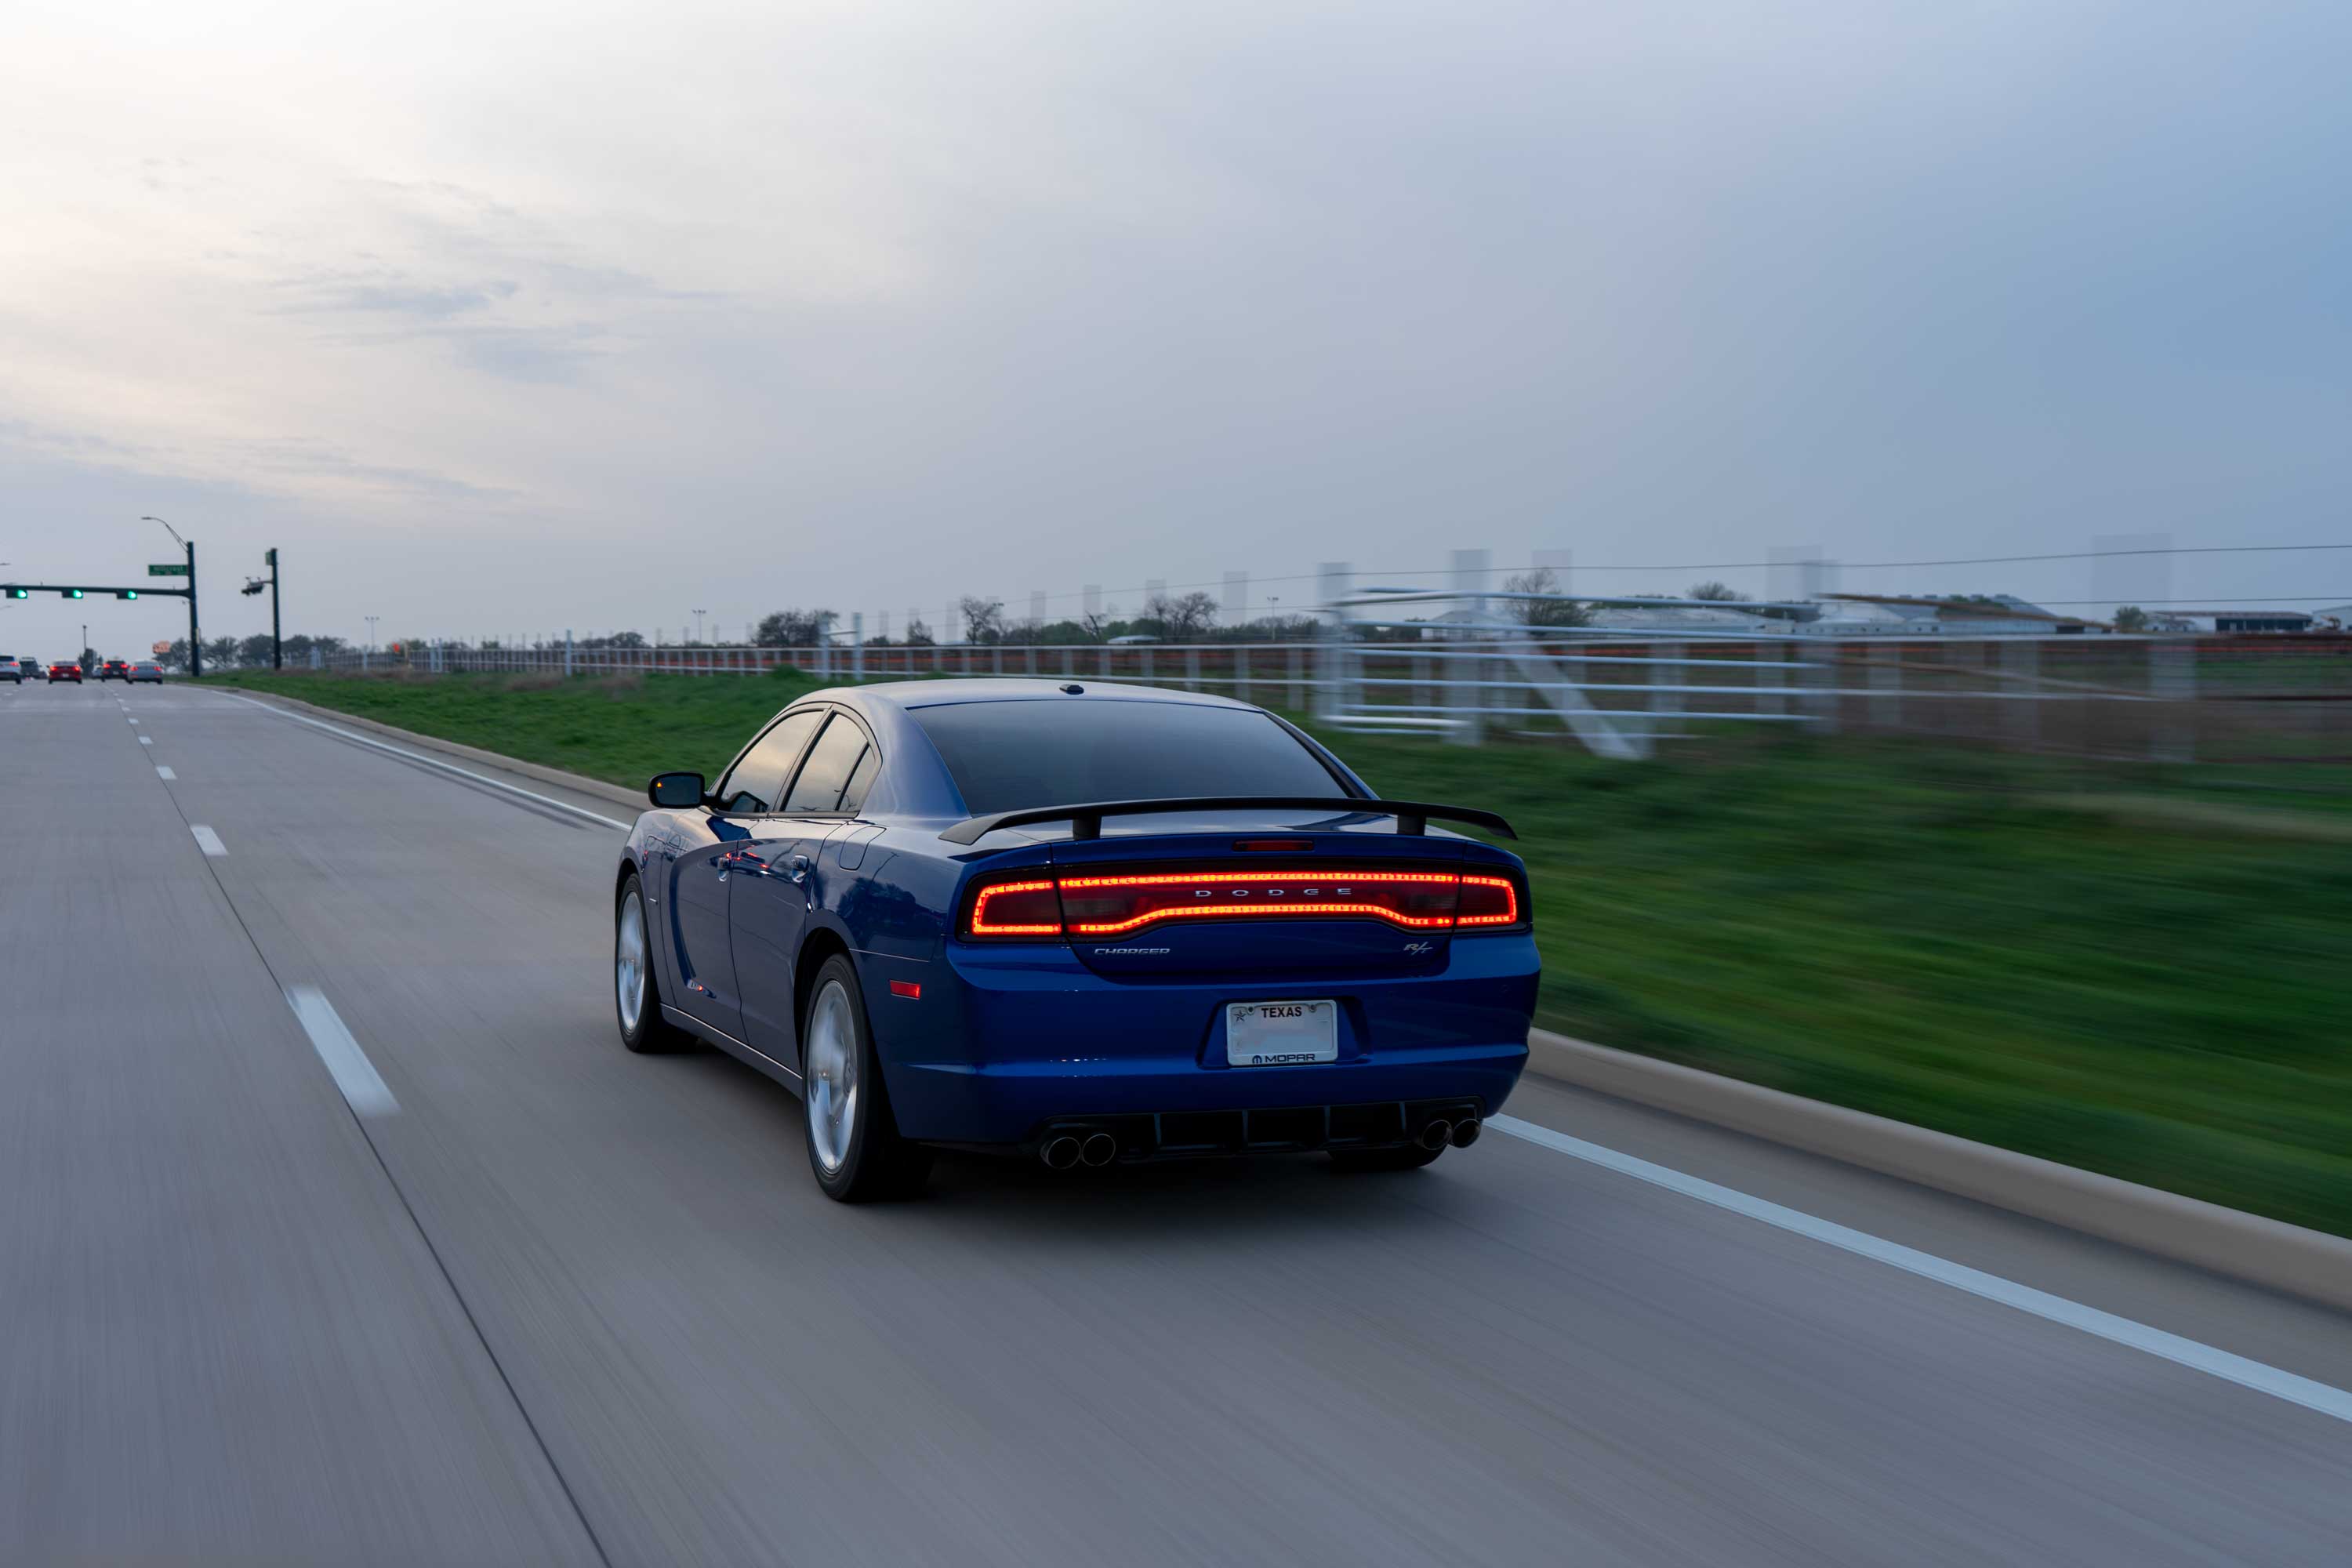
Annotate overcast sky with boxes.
[4,1,2347,652]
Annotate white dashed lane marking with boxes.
[155,766,176,780]
[138,736,153,746]
[285,987,398,1117]
[189,825,227,857]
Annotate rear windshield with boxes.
[910,699,1344,816]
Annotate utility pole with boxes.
[241,548,282,668]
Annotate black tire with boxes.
[800,953,931,1202]
[1330,1143,1445,1174]
[614,873,693,1054]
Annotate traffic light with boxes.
[117,590,139,601]
[64,588,83,599]
[5,587,25,600]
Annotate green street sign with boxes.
[148,563,190,577]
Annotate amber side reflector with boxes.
[889,980,922,999]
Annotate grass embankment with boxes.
[216,667,831,786]
[221,670,2352,1236]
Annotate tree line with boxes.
[153,633,351,671]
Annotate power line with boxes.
[1449,543,2352,575]
[964,540,2352,615]
[2008,595,2352,607]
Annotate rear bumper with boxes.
[869,935,1537,1146]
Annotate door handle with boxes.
[789,853,812,884]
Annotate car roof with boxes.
[832,677,1258,713]
[722,678,1341,824]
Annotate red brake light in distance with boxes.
[960,867,1527,939]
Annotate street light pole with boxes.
[693,608,707,644]
[142,517,199,679]
[364,615,379,673]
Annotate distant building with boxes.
[2148,610,2316,633]
[1584,603,1779,635]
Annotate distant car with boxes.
[0,661,17,684]
[615,679,1537,1201]
[129,662,165,684]
[47,661,82,684]
[17,657,41,681]
[96,659,131,682]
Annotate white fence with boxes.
[292,626,2352,764]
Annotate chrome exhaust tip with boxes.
[1417,1119,1454,1152]
[1450,1116,1482,1149]
[1080,1132,1117,1167]
[1040,1135,1083,1171]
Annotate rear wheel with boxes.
[615,873,692,1054]
[1329,1143,1445,1173]
[802,955,931,1201]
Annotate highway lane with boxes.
[8,678,2352,1564]
[0,683,596,1563]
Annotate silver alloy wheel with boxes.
[805,978,858,1175]
[616,888,648,1033]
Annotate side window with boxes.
[837,744,880,815]
[716,710,822,813]
[783,715,869,814]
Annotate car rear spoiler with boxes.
[938,797,1516,845]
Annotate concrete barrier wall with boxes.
[1526,1029,2352,1312]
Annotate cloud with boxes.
[221,436,516,504]
[0,0,2347,644]
[273,270,522,321]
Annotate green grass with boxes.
[221,670,2352,1236]
[216,667,834,786]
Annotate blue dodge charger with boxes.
[615,679,1537,1200]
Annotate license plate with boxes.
[1225,1000,1338,1066]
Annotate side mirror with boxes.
[648,771,706,808]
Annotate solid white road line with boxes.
[155,765,176,780]
[285,986,398,1117]
[220,693,633,831]
[189,825,227,857]
[1488,1114,2352,1427]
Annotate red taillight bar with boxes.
[1456,874,1520,926]
[962,867,1526,939]
[967,879,1063,936]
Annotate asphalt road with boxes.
[5,678,2350,1565]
